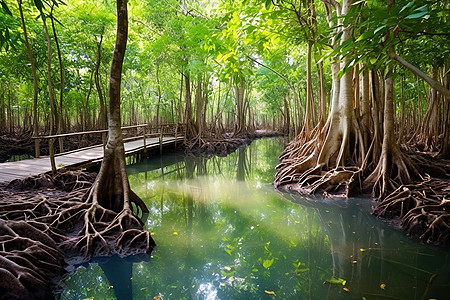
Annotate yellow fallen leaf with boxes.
[342,280,347,286]
[380,283,386,290]
[265,290,276,296]
[343,287,350,292]
[153,296,161,300]
[173,232,178,236]
[360,248,366,252]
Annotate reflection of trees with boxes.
[236,147,248,181]
[100,255,134,300]
[281,192,450,299]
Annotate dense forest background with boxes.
[0,0,448,145]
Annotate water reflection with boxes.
[61,138,450,300]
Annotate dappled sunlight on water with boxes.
[60,138,450,300]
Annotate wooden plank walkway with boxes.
[0,136,183,183]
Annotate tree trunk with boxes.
[233,76,246,136]
[50,6,64,152]
[156,64,161,126]
[184,73,197,139]
[17,0,39,135]
[42,14,56,134]
[398,75,405,143]
[0,90,5,133]
[317,60,326,126]
[195,75,203,137]
[7,88,12,134]
[95,35,107,129]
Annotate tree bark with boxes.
[50,6,64,152]
[17,0,39,135]
[156,64,161,126]
[90,0,148,215]
[95,35,107,130]
[42,14,56,135]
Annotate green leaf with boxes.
[352,0,365,5]
[399,1,414,13]
[405,11,428,19]
[356,31,374,42]
[263,258,274,269]
[370,58,377,65]
[296,268,310,274]
[324,276,346,285]
[374,25,387,35]
[0,0,12,15]
[34,0,44,12]
[414,5,428,12]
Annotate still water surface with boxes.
[61,138,450,300]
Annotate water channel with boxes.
[61,137,450,300]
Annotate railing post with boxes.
[143,125,147,154]
[58,137,64,153]
[35,138,41,158]
[49,138,57,173]
[102,132,107,150]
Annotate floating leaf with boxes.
[264,290,276,295]
[324,276,346,285]
[153,296,161,300]
[343,287,350,292]
[380,283,386,290]
[360,248,367,252]
[296,268,310,274]
[263,258,274,269]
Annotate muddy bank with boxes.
[186,130,283,157]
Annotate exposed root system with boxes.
[186,130,281,157]
[275,132,450,245]
[0,170,155,299]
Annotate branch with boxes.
[246,55,305,116]
[387,48,450,99]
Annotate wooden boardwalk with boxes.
[0,136,182,183]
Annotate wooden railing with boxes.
[32,123,186,173]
